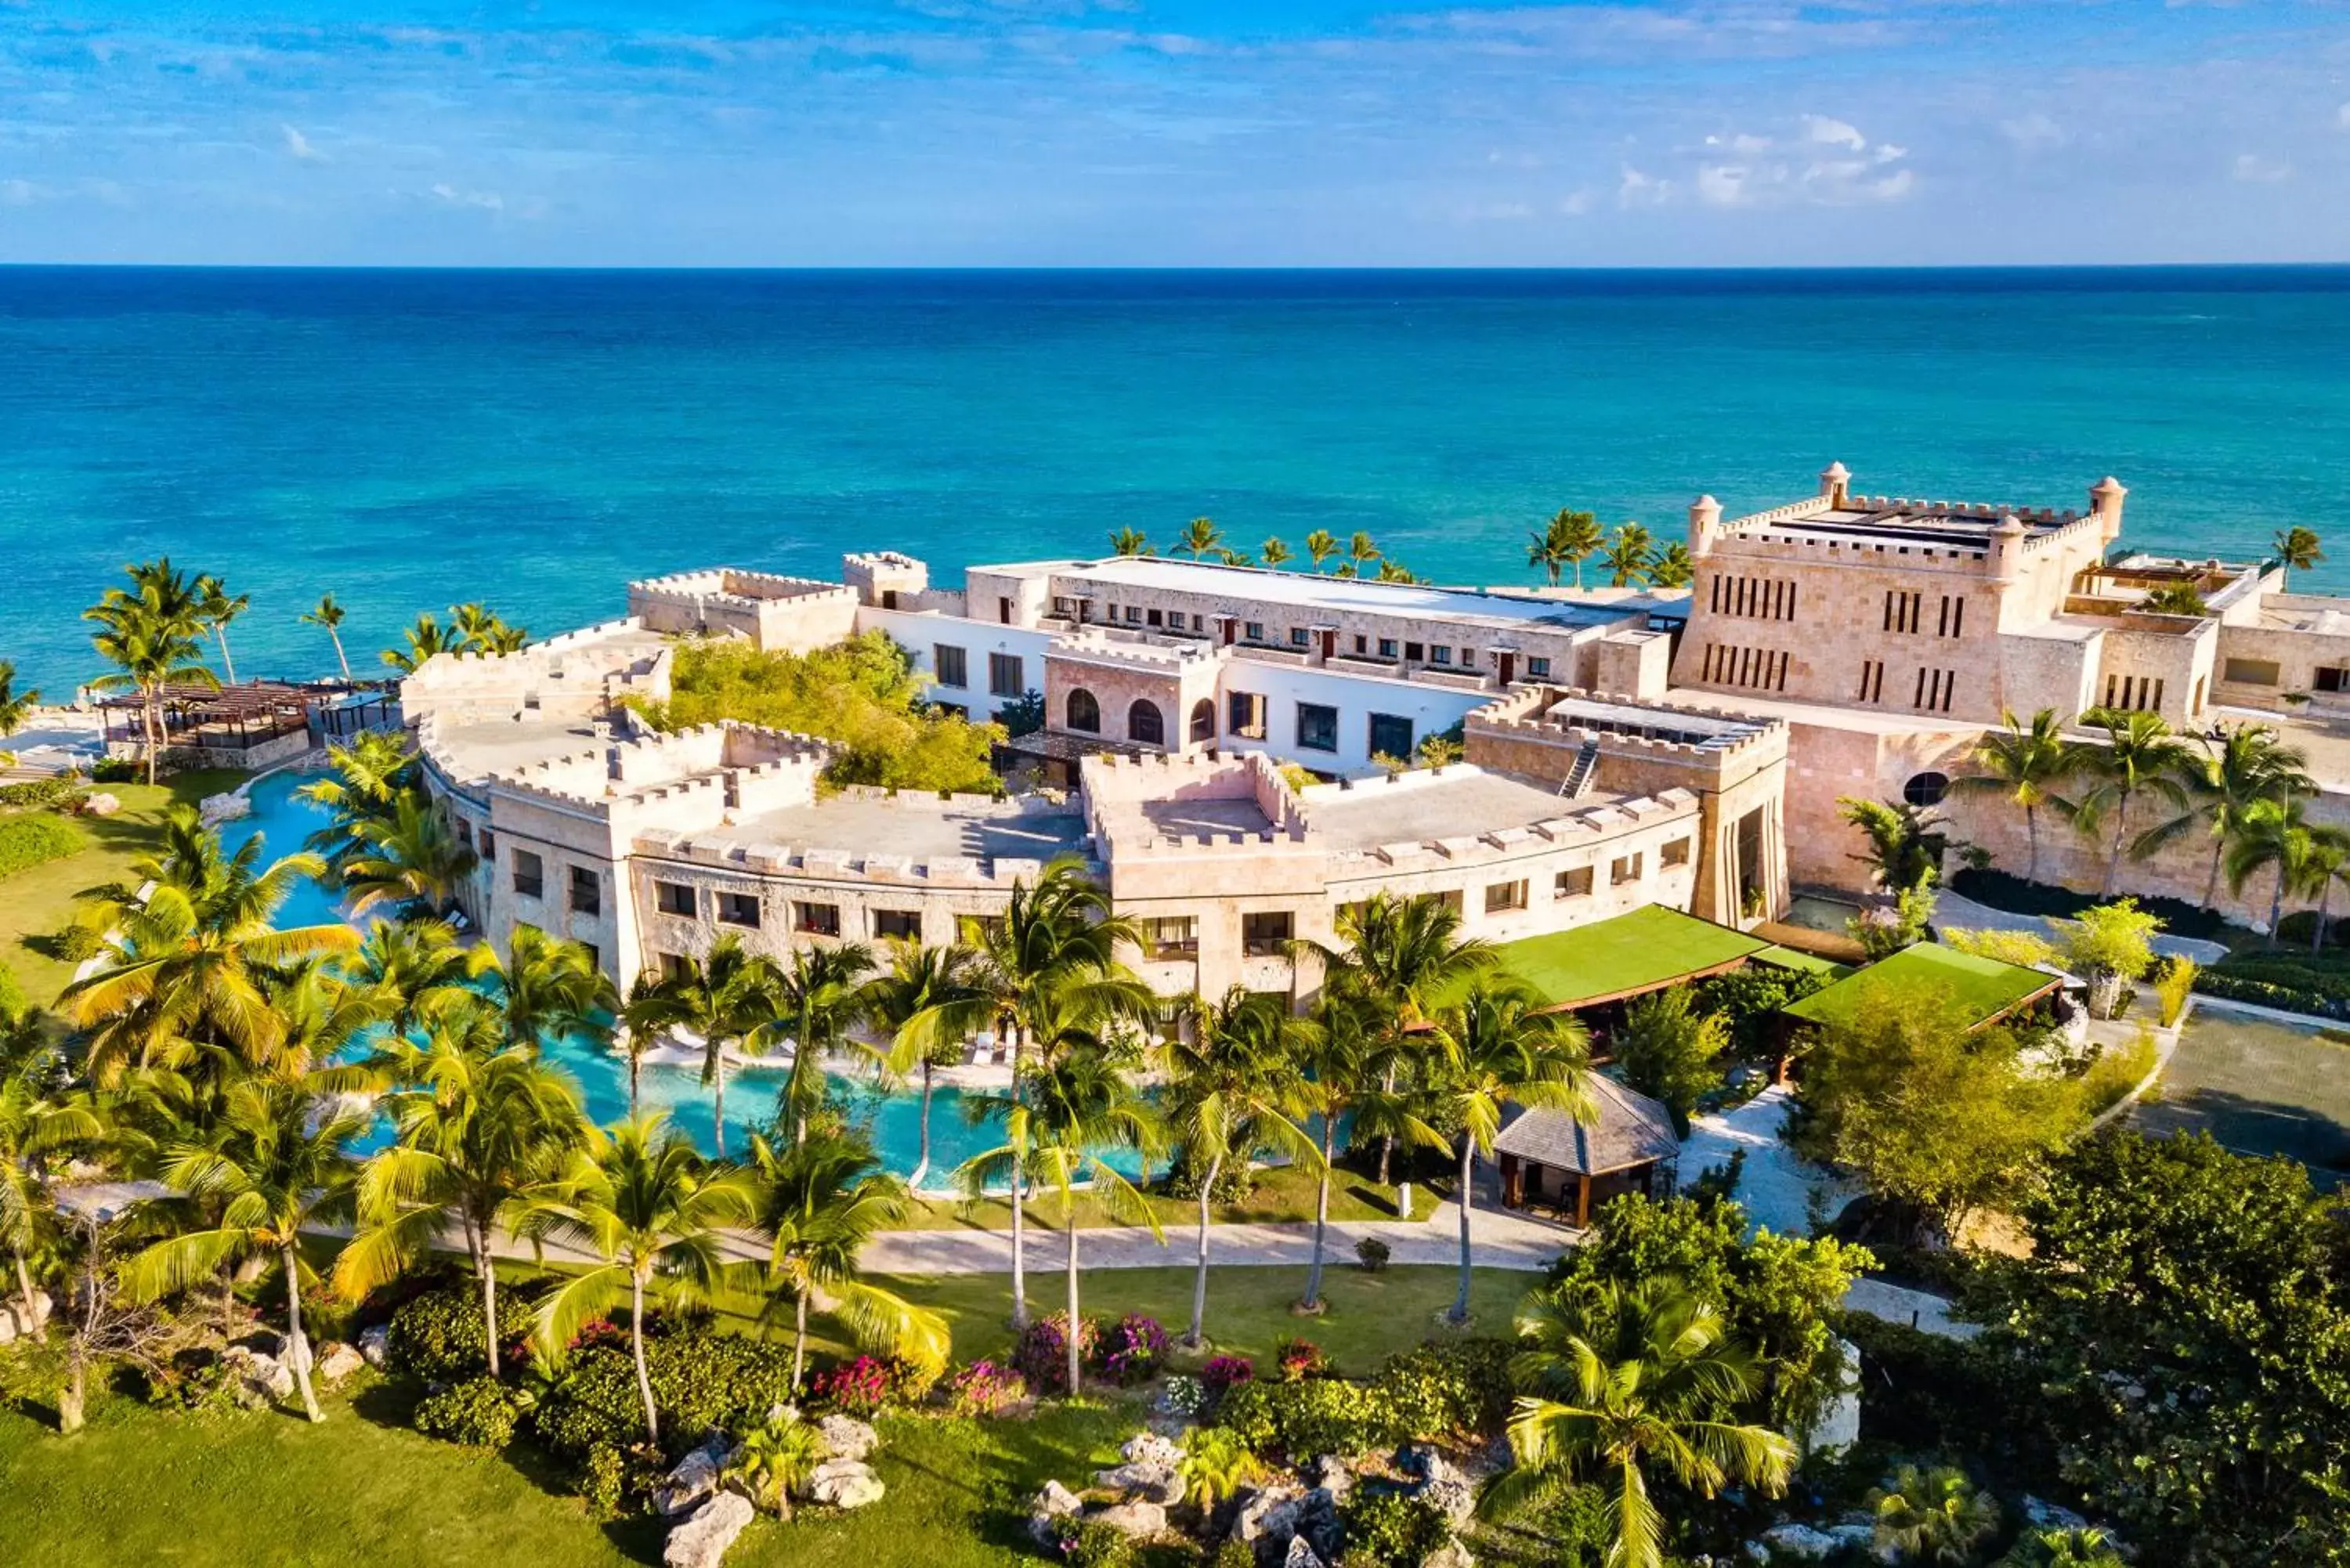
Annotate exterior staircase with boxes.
[1557,737,1602,799]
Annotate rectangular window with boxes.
[1430,645,1453,665]
[1289,627,1311,648]
[1527,656,1551,678]
[654,880,696,918]
[1404,641,1424,662]
[988,652,1024,697]
[478,829,495,859]
[1124,605,1142,624]
[659,951,691,981]
[1554,866,1593,899]
[1228,691,1268,740]
[1661,838,1692,868]
[1241,911,1294,957]
[2315,667,2348,694]
[1484,879,1528,914]
[871,909,921,941]
[1296,703,1340,753]
[997,595,1013,625]
[1610,853,1643,886]
[1142,916,1198,959]
[1146,608,1163,627]
[1459,647,1476,668]
[1244,620,1266,642]
[1353,634,1368,655]
[2223,657,2282,686]
[933,645,968,688]
[1856,659,1885,703]
[718,891,761,928]
[1378,638,1399,658]
[794,901,842,938]
[512,848,544,900]
[1936,595,1967,638]
[1368,713,1414,760]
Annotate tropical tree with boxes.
[1491,1276,1797,1568]
[1836,797,1951,894]
[1108,527,1152,558]
[1179,1427,1272,1512]
[1347,531,1382,575]
[300,593,353,682]
[759,942,879,1144]
[2134,721,2313,907]
[193,574,251,685]
[627,935,775,1156]
[1375,558,1420,583]
[1160,988,1321,1347]
[1260,537,1292,570]
[728,1412,826,1521]
[1645,541,1694,590]
[336,1000,587,1376]
[2273,525,2324,587]
[1428,977,1590,1323]
[121,1073,367,1421]
[449,602,528,654]
[1303,529,1340,573]
[1217,547,1251,568]
[1294,987,1430,1313]
[2059,709,2195,898]
[1531,508,1603,589]
[381,611,452,674]
[960,1035,1163,1396]
[1950,708,2077,884]
[338,792,479,917]
[342,915,475,1035]
[1601,523,1654,588]
[614,970,674,1116]
[526,1112,758,1444]
[297,728,421,873]
[2225,794,2331,942]
[1614,988,1726,1135]
[1998,1527,2128,1568]
[1177,517,1224,560]
[868,941,987,1188]
[85,558,217,784]
[0,1009,104,1323]
[479,923,611,1054]
[743,1129,946,1390]
[1867,1465,2001,1566]
[0,660,39,742]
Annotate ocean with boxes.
[4,266,2348,695]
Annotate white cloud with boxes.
[1694,116,1914,208]
[2232,152,2290,183]
[2337,103,2350,130]
[1560,189,1593,216]
[280,124,324,162]
[431,182,504,211]
[1617,166,1670,208]
[1802,114,1867,152]
[2001,112,2065,152]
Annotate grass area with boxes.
[892,1160,1435,1231]
[1783,941,2054,1031]
[1495,904,1770,1008]
[0,768,247,1005]
[1,1265,1538,1568]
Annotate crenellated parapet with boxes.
[1326,786,1697,873]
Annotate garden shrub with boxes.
[2274,910,2350,948]
[385,1277,530,1380]
[1697,965,1831,1057]
[1100,1313,1170,1385]
[0,776,85,809]
[1202,1354,1254,1398]
[1160,1374,1207,1417]
[1217,1375,1401,1458]
[1274,1337,1329,1382]
[1354,1237,1390,1273]
[810,1354,891,1414]
[1013,1311,1098,1395]
[1835,1312,2016,1461]
[578,1443,630,1514]
[140,1348,236,1414]
[887,1353,942,1404]
[414,1375,522,1447]
[1054,1516,1137,1568]
[1337,1488,1455,1568]
[1372,1339,1514,1440]
[533,1331,798,1461]
[0,814,84,879]
[90,757,139,783]
[0,963,24,1017]
[943,1358,1027,1417]
[1166,1153,1257,1205]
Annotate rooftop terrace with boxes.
[1305,767,1602,852]
[692,793,1093,865]
[1024,555,1636,634]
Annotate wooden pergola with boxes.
[97,680,339,753]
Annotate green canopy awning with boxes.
[1496,905,1773,1011]
[1782,941,2059,1031]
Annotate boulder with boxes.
[663,1492,754,1568]
[81,792,121,818]
[1798,1337,1862,1461]
[818,1414,881,1463]
[1417,1479,1476,1526]
[1122,1430,1184,1469]
[0,1312,13,1346]
[1758,1524,1844,1561]
[654,1436,736,1518]
[221,1346,295,1407]
[1309,1454,1354,1502]
[1283,1537,1325,1568]
[16,1289,52,1335]
[1742,1545,1771,1566]
[809,1458,885,1509]
[198,792,251,825]
[316,1342,367,1386]
[2020,1496,2092,1532]
[1094,1459,1185,1507]
[357,1324,392,1368]
[1234,1485,1307,1547]
[1029,1479,1084,1547]
[1422,1542,1475,1568]
[1091,1499,1168,1538]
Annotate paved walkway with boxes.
[1679,1085,1856,1237]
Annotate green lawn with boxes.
[891,1161,1436,1231]
[1494,904,1770,1009]
[1,1266,1538,1568]
[0,769,248,1005]
[1783,940,2055,1031]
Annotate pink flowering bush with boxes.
[1014,1311,1100,1394]
[1099,1313,1171,1385]
[1202,1354,1256,1397]
[810,1354,891,1414]
[944,1358,1028,1418]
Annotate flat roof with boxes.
[1495,904,1772,1010]
[1307,767,1610,852]
[430,717,610,782]
[1783,941,2058,1030]
[1029,555,1633,634]
[1754,502,2071,551]
[1546,695,1767,749]
[694,795,1093,864]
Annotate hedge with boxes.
[2191,970,2350,1021]
[0,815,85,880]
[0,776,84,810]
[1946,867,2237,941]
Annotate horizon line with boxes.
[4,260,2350,276]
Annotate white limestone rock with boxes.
[1029,1479,1084,1547]
[654,1437,736,1518]
[1421,1541,1475,1568]
[79,793,121,818]
[1283,1536,1325,1568]
[663,1491,754,1568]
[357,1324,392,1368]
[316,1342,366,1385]
[1797,1337,1862,1461]
[1758,1523,1844,1560]
[818,1413,881,1462]
[1308,1454,1354,1502]
[1233,1484,1306,1546]
[1091,1499,1168,1538]
[809,1458,885,1509]
[221,1345,294,1407]
[1094,1459,1185,1506]
[1121,1430,1184,1468]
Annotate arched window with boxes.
[1066,688,1101,733]
[1188,698,1216,744]
[1903,771,1950,807]
[1128,699,1166,746]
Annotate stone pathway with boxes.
[1679,1085,1856,1238]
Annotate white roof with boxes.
[1006,556,1632,634]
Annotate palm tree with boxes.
[615,971,674,1116]
[2059,709,2195,897]
[744,1129,947,1391]
[1835,797,1951,894]
[338,792,479,917]
[1950,708,2077,884]
[300,593,353,682]
[479,923,611,1055]
[381,612,451,674]
[193,574,251,685]
[527,1114,757,1443]
[1601,523,1654,588]
[1304,529,1339,573]
[2274,526,2324,587]
[631,935,776,1156]
[1177,517,1224,560]
[1530,508,1602,589]
[1998,1526,2128,1567]
[1491,1276,1796,1568]
[1427,977,1590,1324]
[2310,829,2350,949]
[0,1009,104,1324]
[85,559,216,784]
[342,916,475,1035]
[1295,988,1437,1313]
[1867,1464,2001,1566]
[337,1002,587,1376]
[2228,794,2326,942]
[297,728,420,871]
[121,1073,367,1422]
[728,1412,826,1521]
[1260,538,1292,570]
[1347,531,1382,574]
[1108,528,1152,558]
[1160,988,1321,1348]
[448,602,527,654]
[961,1035,1163,1396]
[760,942,878,1144]
[0,660,39,744]
[867,941,987,1189]
[2134,721,2313,906]
[1375,558,1420,583]
[64,806,360,1082]
[1646,541,1694,590]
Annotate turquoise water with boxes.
[7,266,2350,693]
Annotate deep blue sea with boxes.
[5,266,2349,695]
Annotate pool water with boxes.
[216,767,1115,1188]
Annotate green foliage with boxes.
[1867,1464,2001,1566]
[576,1443,634,1515]
[1354,1237,1390,1273]
[1278,763,1317,793]
[387,1277,530,1381]
[1998,1526,2128,1567]
[0,814,85,879]
[1970,1130,2350,1566]
[1947,866,2236,941]
[48,917,104,962]
[1177,1426,1271,1512]
[1543,1192,1871,1433]
[1939,927,2063,970]
[89,757,139,783]
[1336,1488,1455,1568]
[1696,966,1830,1057]
[1834,1313,2020,1464]
[0,776,87,809]
[1055,1517,1137,1568]
[2190,967,2350,1020]
[1837,797,1952,893]
[2153,958,2196,1026]
[1616,988,1727,1132]
[413,1376,524,1448]
[2065,899,2160,1017]
[0,961,22,1017]
[531,1330,799,1461]
[1371,1339,1514,1440]
[1850,884,1937,960]
[1216,1339,1517,1458]
[2138,580,2209,617]
[638,632,1004,796]
[139,1347,239,1414]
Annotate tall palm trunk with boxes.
[216,629,238,686]
[792,1287,811,1393]
[2023,804,2041,884]
[628,1040,642,1115]
[60,1349,87,1435]
[630,1273,659,1443]
[327,627,350,683]
[1065,1212,1083,1397]
[143,682,161,786]
[2102,793,2131,898]
[472,1215,501,1378]
[1007,1019,1029,1330]
[1376,1062,1397,1185]
[1449,1139,1476,1325]
[2316,883,2335,952]
[2207,836,2227,911]
[1186,1151,1222,1349]
[909,1060,935,1190]
[710,1049,728,1158]
[13,1248,38,1327]
[2271,865,2290,947]
[1301,1121,1336,1310]
[284,1243,323,1423]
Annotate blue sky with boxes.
[2,1,2346,265]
